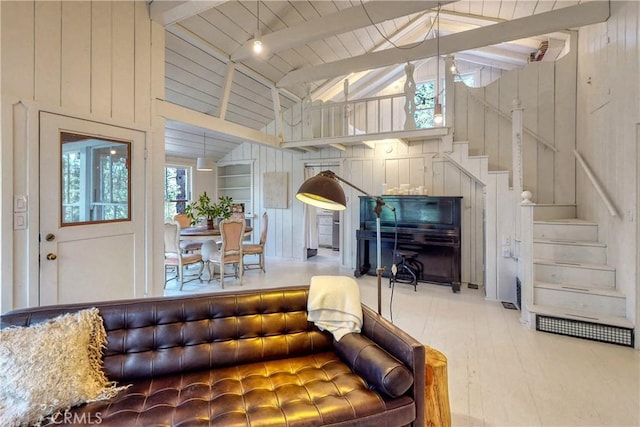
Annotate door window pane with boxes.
[61,132,131,225]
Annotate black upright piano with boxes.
[355,195,462,292]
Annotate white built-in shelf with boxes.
[218,174,251,178]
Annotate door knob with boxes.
[46,253,57,261]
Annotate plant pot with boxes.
[206,219,214,230]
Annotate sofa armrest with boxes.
[334,332,413,398]
[359,305,426,427]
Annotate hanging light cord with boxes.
[256,0,259,35]
[436,3,440,98]
[389,209,399,323]
[359,0,440,50]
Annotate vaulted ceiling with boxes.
[154,0,609,161]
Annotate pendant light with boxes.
[196,133,213,171]
[433,4,443,125]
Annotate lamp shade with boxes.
[196,157,214,171]
[296,173,347,210]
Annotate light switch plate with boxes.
[14,195,27,212]
[14,212,27,230]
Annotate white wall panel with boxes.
[112,1,135,121]
[3,1,35,99]
[224,139,485,287]
[91,1,112,117]
[2,1,156,310]
[61,1,91,110]
[536,63,555,203]
[35,1,61,105]
[575,1,639,327]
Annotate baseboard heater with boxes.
[536,315,634,348]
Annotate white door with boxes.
[39,112,146,305]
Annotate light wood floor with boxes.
[165,251,640,427]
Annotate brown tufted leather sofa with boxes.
[1,286,425,426]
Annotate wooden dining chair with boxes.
[173,213,202,253]
[204,219,245,288]
[243,212,268,273]
[164,222,204,290]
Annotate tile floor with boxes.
[165,250,640,427]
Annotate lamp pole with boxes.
[326,173,394,316]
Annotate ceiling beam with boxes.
[156,100,281,148]
[230,1,456,62]
[149,1,226,27]
[453,52,522,71]
[277,1,610,88]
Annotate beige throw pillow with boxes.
[0,308,126,427]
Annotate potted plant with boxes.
[185,192,234,229]
[215,196,233,221]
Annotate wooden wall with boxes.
[453,45,577,205]
[1,1,153,124]
[221,138,485,288]
[575,1,639,327]
[1,1,161,310]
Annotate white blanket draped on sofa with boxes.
[307,275,362,341]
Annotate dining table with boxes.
[180,225,253,242]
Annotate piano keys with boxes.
[354,195,462,292]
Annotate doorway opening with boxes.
[303,163,340,263]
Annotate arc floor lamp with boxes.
[296,170,394,315]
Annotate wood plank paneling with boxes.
[61,1,91,110]
[555,34,577,205]
[112,1,135,121]
[536,62,555,203]
[495,71,514,184]
[134,0,151,124]
[225,139,484,287]
[91,1,112,117]
[3,1,35,99]
[35,1,61,105]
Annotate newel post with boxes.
[512,99,524,237]
[511,99,524,197]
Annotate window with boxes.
[414,81,437,129]
[413,73,474,128]
[164,165,191,220]
[61,133,131,225]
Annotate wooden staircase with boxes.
[445,140,634,346]
[527,217,634,346]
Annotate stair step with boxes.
[534,219,598,241]
[533,281,626,317]
[534,258,615,288]
[534,238,606,264]
[532,204,577,221]
[528,303,634,329]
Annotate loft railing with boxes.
[282,92,438,142]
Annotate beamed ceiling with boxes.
[153,0,610,161]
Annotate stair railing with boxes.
[574,150,619,217]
